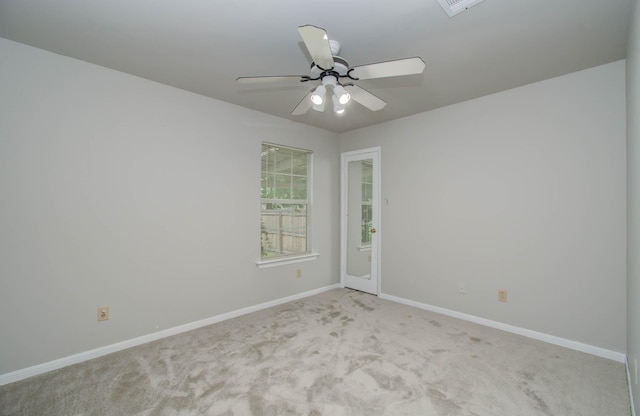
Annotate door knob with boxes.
[370,228,377,234]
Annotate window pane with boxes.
[292,152,308,176]
[361,205,372,243]
[361,184,370,202]
[261,144,274,173]
[261,173,274,198]
[274,174,291,199]
[362,162,373,182]
[260,173,268,198]
[291,176,307,199]
[361,161,373,244]
[275,149,292,174]
[261,204,308,257]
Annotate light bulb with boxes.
[334,85,351,105]
[332,95,345,114]
[310,85,325,105]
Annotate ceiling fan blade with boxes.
[236,75,306,84]
[350,57,425,80]
[298,25,335,70]
[345,85,387,111]
[291,91,314,115]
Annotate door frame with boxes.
[340,146,381,295]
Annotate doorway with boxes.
[341,147,381,295]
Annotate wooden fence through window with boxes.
[261,211,307,256]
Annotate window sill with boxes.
[256,253,320,269]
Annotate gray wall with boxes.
[340,61,628,353]
[0,38,340,374]
[627,0,640,412]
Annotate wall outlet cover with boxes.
[98,306,110,321]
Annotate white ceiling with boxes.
[0,0,633,133]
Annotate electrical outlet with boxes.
[296,269,302,278]
[498,290,508,302]
[458,282,466,294]
[98,306,109,321]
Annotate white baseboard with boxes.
[0,283,341,386]
[379,293,627,363]
[628,356,638,416]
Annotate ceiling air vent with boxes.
[436,0,485,17]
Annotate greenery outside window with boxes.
[260,143,312,260]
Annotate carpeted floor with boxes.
[0,288,632,415]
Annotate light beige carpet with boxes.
[0,288,632,415]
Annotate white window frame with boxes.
[256,142,318,268]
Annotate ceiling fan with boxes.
[236,25,426,116]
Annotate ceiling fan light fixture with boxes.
[332,95,345,114]
[334,84,351,105]
[310,94,323,105]
[310,85,326,105]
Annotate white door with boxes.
[341,147,380,295]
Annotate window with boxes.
[360,161,373,246]
[260,143,312,261]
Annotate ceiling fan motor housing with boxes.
[310,56,350,79]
